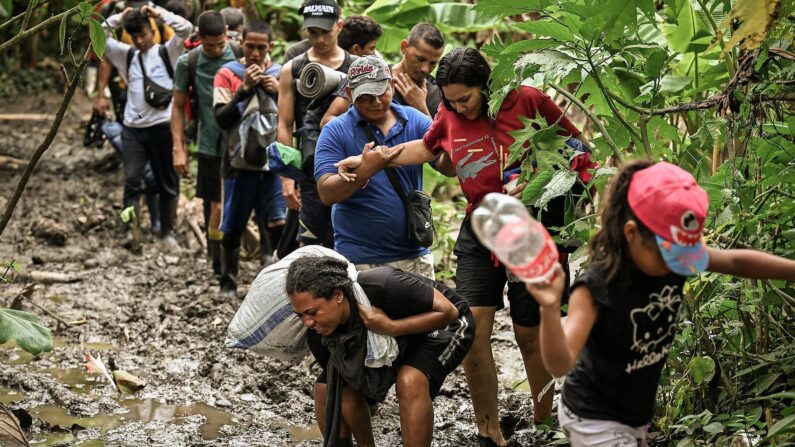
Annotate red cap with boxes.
[629,163,710,275]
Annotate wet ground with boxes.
[0,93,561,446]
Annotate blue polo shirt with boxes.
[314,102,432,264]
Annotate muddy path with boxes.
[0,93,557,446]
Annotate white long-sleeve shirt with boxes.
[103,7,192,128]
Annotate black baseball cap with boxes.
[298,0,341,31]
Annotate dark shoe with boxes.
[220,246,240,298]
[208,239,222,276]
[158,196,179,237]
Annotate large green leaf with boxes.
[430,3,501,32]
[513,19,575,42]
[375,26,410,55]
[661,0,712,53]
[517,49,578,81]
[89,19,107,60]
[522,169,554,206]
[536,170,577,209]
[365,0,430,27]
[689,356,715,385]
[0,308,53,356]
[473,0,552,20]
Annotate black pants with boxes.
[121,123,179,208]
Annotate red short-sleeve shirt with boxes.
[423,86,584,214]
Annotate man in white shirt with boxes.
[102,4,192,249]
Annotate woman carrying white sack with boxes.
[286,255,475,447]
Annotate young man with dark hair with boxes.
[213,21,286,298]
[278,0,357,249]
[321,22,445,125]
[337,15,382,56]
[172,10,242,274]
[220,7,245,41]
[102,4,192,250]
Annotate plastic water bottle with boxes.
[471,193,559,283]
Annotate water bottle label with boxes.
[508,232,559,283]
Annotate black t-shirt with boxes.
[393,75,443,118]
[357,267,469,325]
[562,265,686,427]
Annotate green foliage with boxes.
[0,308,53,356]
[479,0,794,443]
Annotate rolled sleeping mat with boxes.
[297,62,347,99]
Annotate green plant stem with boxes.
[0,0,47,32]
[0,5,78,56]
[20,0,38,31]
[0,50,89,238]
[638,115,652,158]
[694,0,737,77]
[549,82,623,163]
[585,52,643,146]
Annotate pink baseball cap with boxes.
[628,162,709,276]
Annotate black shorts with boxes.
[309,312,474,399]
[298,178,333,247]
[454,217,570,327]
[196,153,221,202]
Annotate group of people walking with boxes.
[90,0,795,446]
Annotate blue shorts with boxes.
[221,171,287,234]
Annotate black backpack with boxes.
[183,42,244,140]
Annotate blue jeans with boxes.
[221,171,287,235]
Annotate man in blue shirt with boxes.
[314,56,435,277]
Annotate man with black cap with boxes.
[313,56,436,277]
[277,0,357,250]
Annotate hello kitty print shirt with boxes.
[562,265,686,427]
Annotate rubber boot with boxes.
[159,195,180,252]
[207,239,222,277]
[256,220,275,268]
[220,246,240,299]
[145,192,161,234]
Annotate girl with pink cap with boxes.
[526,160,795,446]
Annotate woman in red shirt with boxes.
[335,48,592,447]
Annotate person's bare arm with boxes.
[433,152,456,177]
[358,289,458,337]
[317,142,404,205]
[171,90,188,177]
[526,264,598,377]
[320,96,350,128]
[93,59,113,113]
[335,139,436,182]
[574,133,591,148]
[707,248,795,281]
[277,62,301,210]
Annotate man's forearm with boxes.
[170,104,185,148]
[317,173,371,206]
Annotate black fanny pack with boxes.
[384,168,434,247]
[359,123,434,247]
[132,47,174,109]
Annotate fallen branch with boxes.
[0,49,90,238]
[13,270,83,284]
[187,217,207,248]
[0,155,26,170]
[0,113,56,121]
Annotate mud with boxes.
[1,93,557,446]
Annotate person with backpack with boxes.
[213,21,286,298]
[171,11,244,276]
[333,48,595,446]
[102,5,192,250]
[524,160,795,446]
[321,23,446,125]
[314,56,436,278]
[277,0,357,249]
